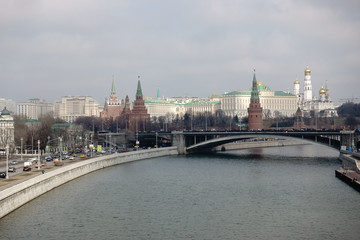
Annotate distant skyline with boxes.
[1,0,359,105]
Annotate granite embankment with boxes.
[336,153,360,192]
[0,147,178,219]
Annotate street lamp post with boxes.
[47,136,50,154]
[156,132,158,148]
[59,137,62,162]
[38,140,41,169]
[20,137,23,162]
[6,144,9,179]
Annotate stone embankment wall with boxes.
[215,139,308,151]
[339,153,360,173]
[0,147,178,219]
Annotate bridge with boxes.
[170,130,359,154]
[102,130,359,155]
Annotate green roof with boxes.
[1,107,11,115]
[26,118,39,122]
[184,101,220,105]
[274,91,295,96]
[224,90,251,96]
[255,84,271,91]
[111,77,116,94]
[144,98,220,105]
[52,123,72,127]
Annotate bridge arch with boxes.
[186,134,340,154]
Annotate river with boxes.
[0,144,359,240]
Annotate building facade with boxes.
[17,98,53,120]
[54,96,101,122]
[0,107,15,151]
[222,80,297,118]
[144,97,221,119]
[295,66,337,117]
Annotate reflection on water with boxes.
[0,144,358,240]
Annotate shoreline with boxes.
[0,147,178,219]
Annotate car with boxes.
[0,172,6,178]
[11,160,17,165]
[8,167,16,172]
[23,166,31,171]
[69,156,74,160]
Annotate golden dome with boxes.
[257,80,263,86]
[294,78,300,84]
[319,85,326,95]
[305,65,311,75]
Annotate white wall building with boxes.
[295,66,337,117]
[53,96,101,122]
[0,107,15,151]
[17,98,53,119]
[144,97,221,119]
[222,80,298,118]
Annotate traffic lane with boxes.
[1,154,101,181]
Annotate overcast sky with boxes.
[1,0,359,105]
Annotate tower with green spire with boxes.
[109,74,119,105]
[100,75,122,120]
[129,75,150,132]
[247,69,263,130]
[157,88,160,99]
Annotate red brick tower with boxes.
[293,107,305,129]
[101,76,122,120]
[129,76,150,132]
[247,70,263,130]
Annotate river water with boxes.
[0,145,359,240]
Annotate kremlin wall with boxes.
[98,65,337,130]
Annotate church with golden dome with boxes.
[293,65,337,118]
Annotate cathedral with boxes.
[293,66,338,118]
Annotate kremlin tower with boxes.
[247,70,263,130]
[100,75,122,120]
[128,76,150,132]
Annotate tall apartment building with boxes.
[17,98,53,119]
[54,96,101,122]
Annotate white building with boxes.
[53,96,101,122]
[0,107,15,151]
[17,98,53,119]
[222,80,298,118]
[144,97,221,119]
[295,66,337,117]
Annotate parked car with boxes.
[23,166,31,171]
[0,172,6,178]
[69,156,74,160]
[11,160,17,165]
[8,167,16,172]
